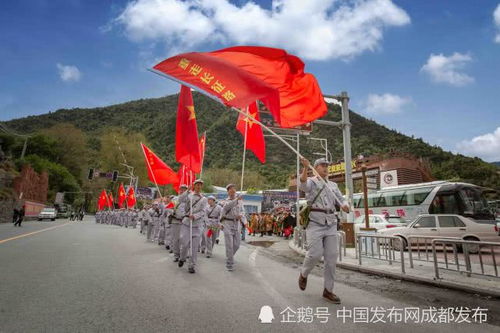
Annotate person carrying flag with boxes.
[171,185,188,262]
[178,179,207,274]
[297,158,350,304]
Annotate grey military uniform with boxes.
[179,192,208,270]
[221,197,244,270]
[299,176,346,293]
[170,193,187,260]
[146,208,155,241]
[204,204,222,257]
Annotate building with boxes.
[330,152,434,192]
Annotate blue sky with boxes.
[1,0,499,161]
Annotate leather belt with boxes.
[310,208,336,214]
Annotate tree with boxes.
[41,123,88,179]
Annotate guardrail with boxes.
[356,234,405,274]
[407,236,461,269]
[432,239,500,279]
[293,227,346,261]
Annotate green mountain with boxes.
[4,92,500,193]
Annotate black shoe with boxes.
[201,249,205,254]
[178,260,185,267]
[215,239,219,244]
[169,250,173,253]
[166,245,170,250]
[188,267,195,274]
[174,258,179,262]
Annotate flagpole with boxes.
[189,193,193,259]
[140,142,163,199]
[240,108,249,193]
[200,131,206,179]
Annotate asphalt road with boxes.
[0,217,499,333]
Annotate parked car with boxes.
[378,214,500,253]
[38,207,57,221]
[354,214,407,234]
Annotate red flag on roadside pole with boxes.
[141,143,179,185]
[175,86,202,173]
[118,183,127,208]
[236,102,266,163]
[127,187,136,208]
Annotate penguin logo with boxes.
[258,305,274,323]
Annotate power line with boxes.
[0,122,32,138]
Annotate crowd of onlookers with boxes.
[247,211,297,239]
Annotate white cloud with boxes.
[494,4,500,43]
[113,0,410,61]
[457,127,500,162]
[56,63,82,82]
[420,53,474,87]
[363,93,412,115]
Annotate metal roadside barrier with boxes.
[407,236,461,268]
[432,239,500,279]
[356,233,406,274]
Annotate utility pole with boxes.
[315,92,354,222]
[20,137,28,159]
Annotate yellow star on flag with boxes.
[187,106,196,120]
[243,111,258,129]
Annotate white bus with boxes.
[352,181,496,223]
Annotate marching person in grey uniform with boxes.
[152,204,160,242]
[171,185,188,261]
[163,196,174,251]
[157,201,166,245]
[146,206,155,241]
[220,184,246,271]
[297,157,349,304]
[178,179,207,273]
[139,207,147,234]
[205,196,222,258]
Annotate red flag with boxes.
[236,102,266,163]
[108,192,114,209]
[97,190,108,211]
[141,143,179,185]
[117,183,126,208]
[152,46,327,128]
[199,132,206,168]
[173,165,195,193]
[176,86,202,173]
[127,187,136,208]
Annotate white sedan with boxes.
[353,214,407,234]
[378,214,500,252]
[38,208,57,221]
